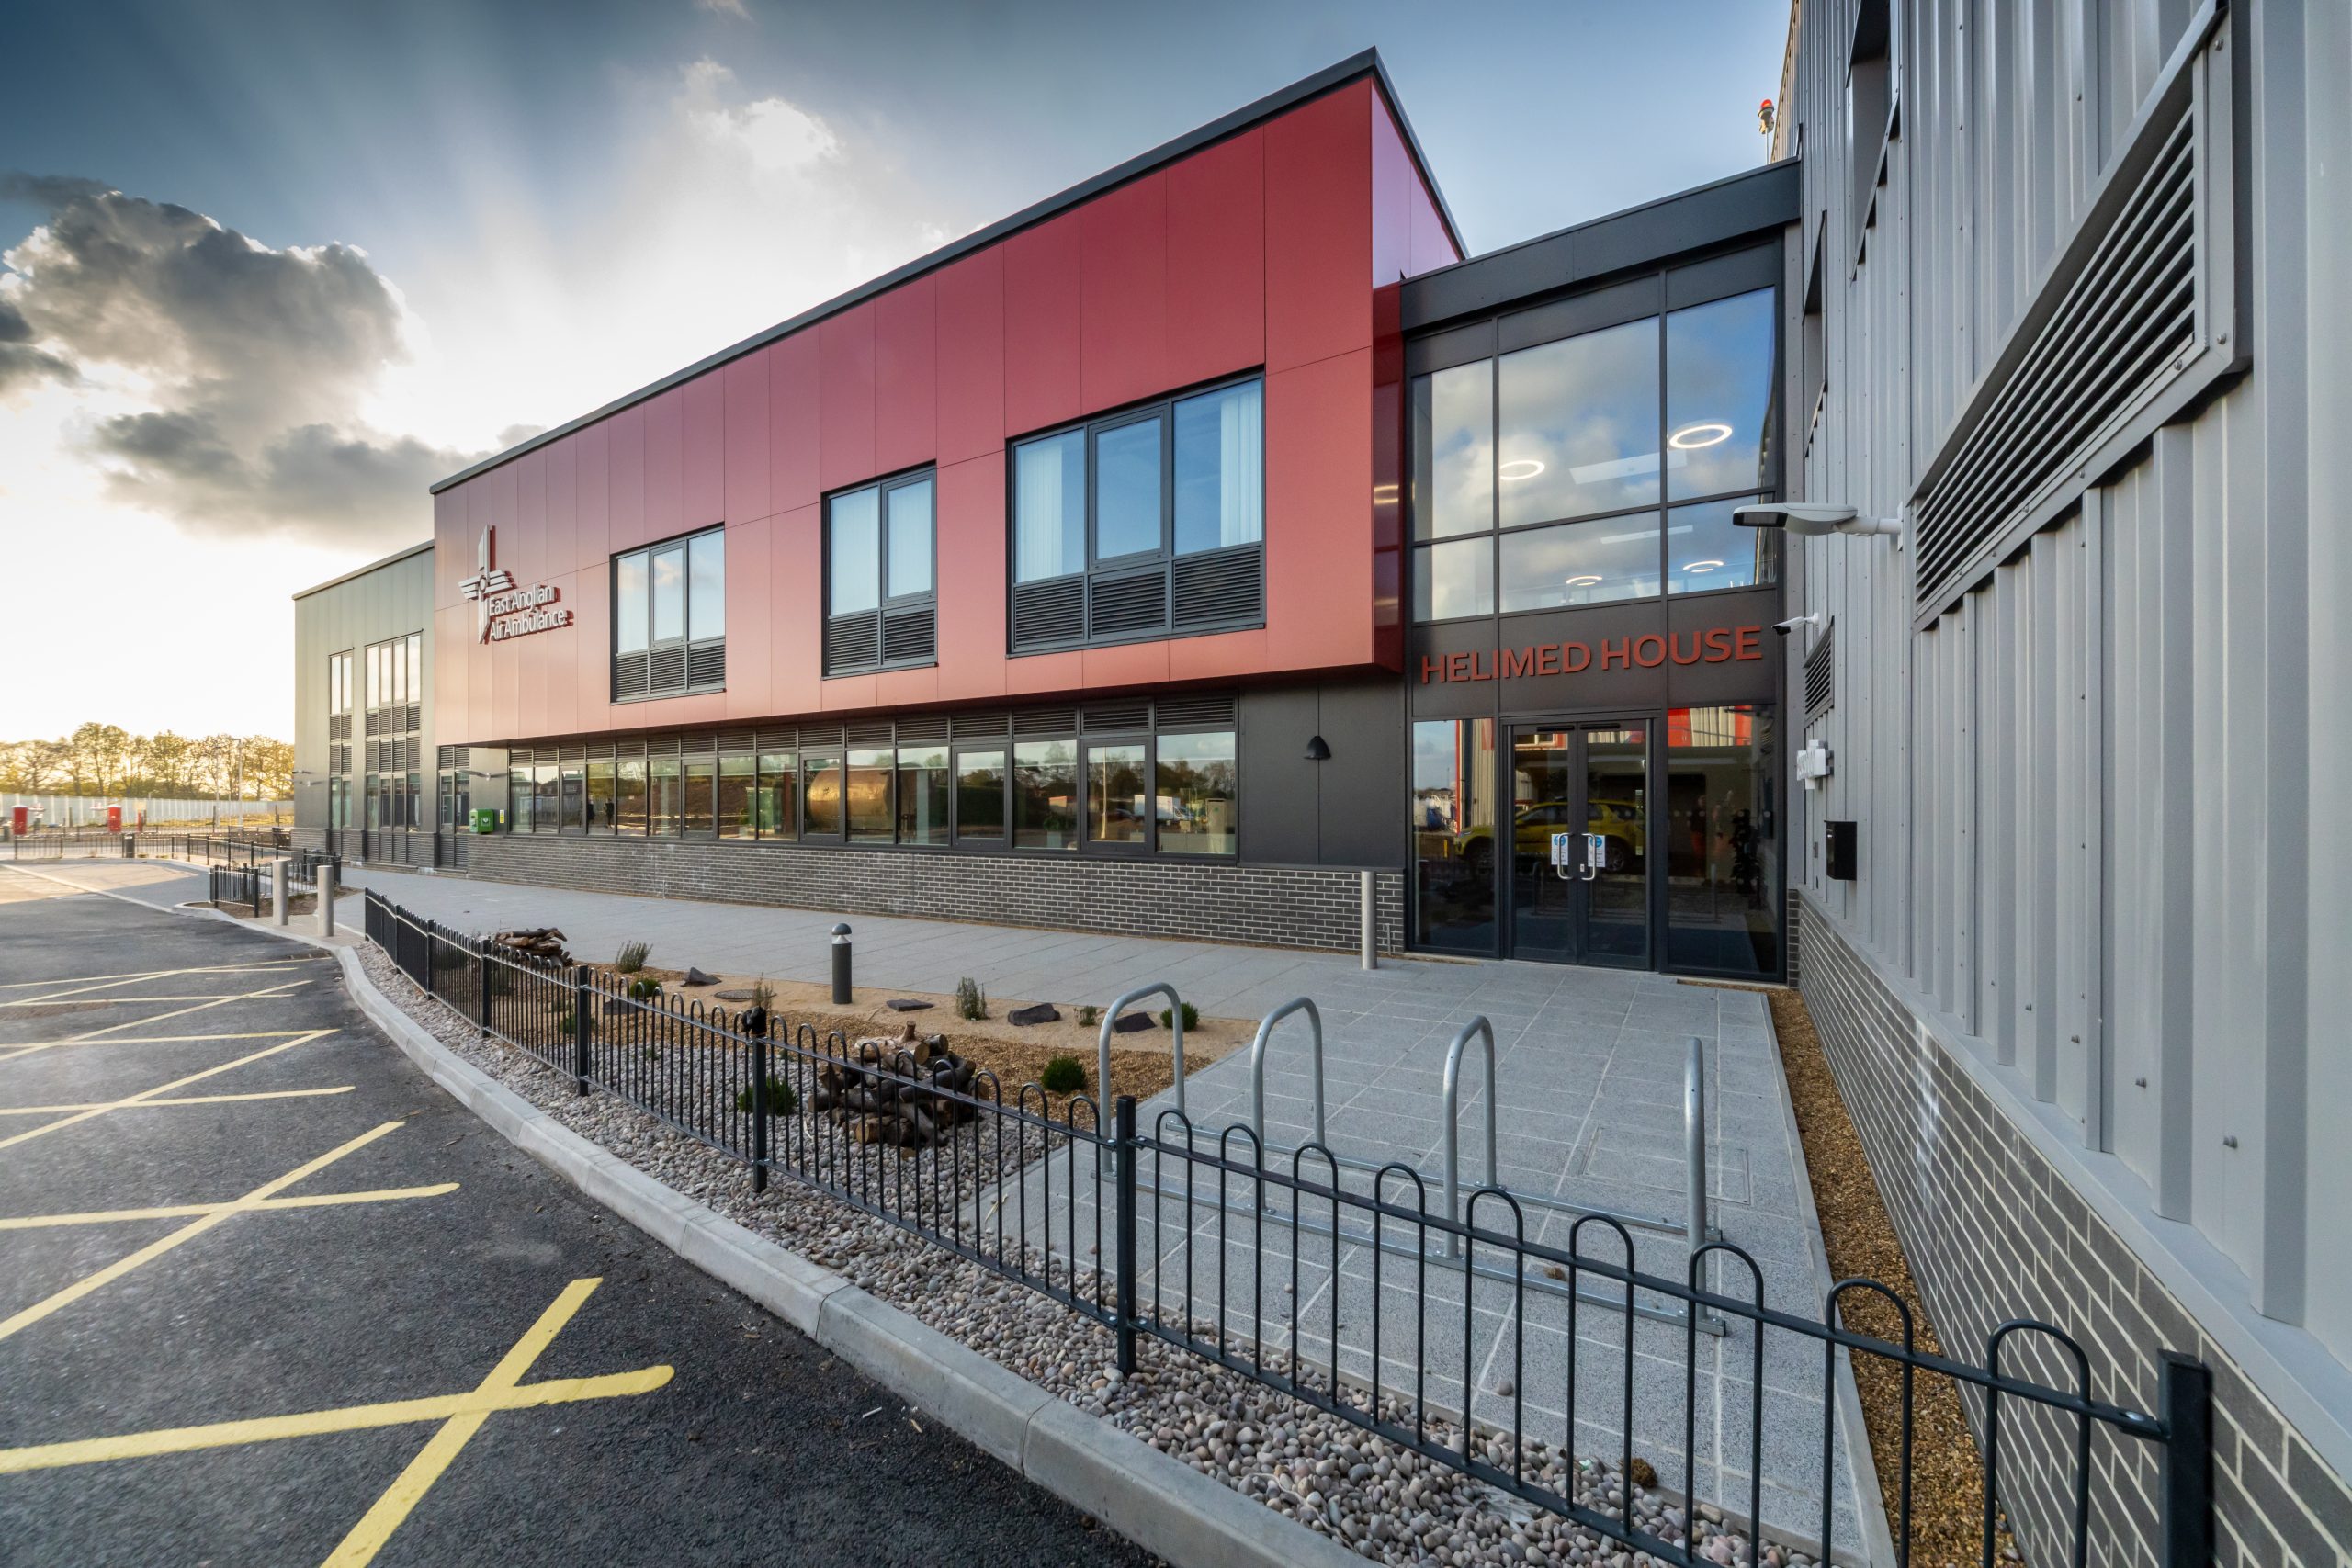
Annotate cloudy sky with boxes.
[0,0,1787,740]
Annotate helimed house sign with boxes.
[1418,624,1765,683]
[459,526,571,644]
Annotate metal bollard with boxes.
[272,857,290,925]
[1359,868,1377,970]
[1685,1036,1708,1259]
[830,922,853,1004]
[316,862,337,938]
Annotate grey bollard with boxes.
[831,922,853,1005]
[272,857,290,926]
[1359,868,1377,970]
[316,862,337,938]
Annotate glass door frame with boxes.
[1500,714,1662,969]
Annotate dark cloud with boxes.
[1,173,481,547]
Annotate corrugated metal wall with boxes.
[291,548,436,835]
[1789,0,2351,1371]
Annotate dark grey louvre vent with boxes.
[616,738,646,760]
[1172,543,1264,630]
[1910,25,2235,624]
[561,742,586,762]
[951,711,1009,739]
[1154,694,1237,729]
[1012,578,1084,648]
[881,604,936,666]
[1804,625,1836,725]
[1014,706,1077,737]
[646,734,680,758]
[648,644,687,693]
[612,649,650,701]
[1089,567,1169,638]
[686,639,725,690]
[588,739,616,760]
[800,724,843,748]
[718,730,755,753]
[681,733,717,756]
[756,728,797,750]
[896,715,948,743]
[330,715,349,741]
[824,615,879,672]
[405,704,421,732]
[844,722,894,746]
[437,745,458,768]
[1083,704,1148,733]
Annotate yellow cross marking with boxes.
[0,1183,457,1230]
[0,979,312,1065]
[0,1031,338,1151]
[0,960,313,994]
[0,1121,404,1345]
[0,1031,319,1053]
[0,1087,354,1116]
[0,1278,672,1568]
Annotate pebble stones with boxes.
[358,943,1816,1568]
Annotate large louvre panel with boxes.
[1804,625,1836,726]
[1172,543,1264,630]
[844,722,893,746]
[1013,706,1077,737]
[951,711,1009,739]
[718,730,756,754]
[1909,34,2235,625]
[1011,578,1084,648]
[588,739,616,760]
[1082,704,1148,733]
[612,649,650,701]
[560,741,586,762]
[800,724,843,749]
[645,734,681,758]
[1088,566,1169,638]
[686,638,725,690]
[756,727,798,750]
[1154,694,1237,730]
[329,715,349,741]
[896,715,948,743]
[823,615,879,672]
[880,605,936,666]
[404,703,421,732]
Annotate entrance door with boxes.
[1505,721,1652,967]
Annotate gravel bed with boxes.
[358,943,1815,1568]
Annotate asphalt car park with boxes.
[0,869,1152,1567]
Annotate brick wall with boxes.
[1798,897,2352,1568]
[462,832,1408,955]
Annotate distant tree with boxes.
[143,731,193,795]
[245,737,294,801]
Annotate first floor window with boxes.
[758,751,797,838]
[1013,740,1077,850]
[1085,741,1147,846]
[1154,732,1236,855]
[719,756,755,839]
[650,759,682,836]
[896,744,949,846]
[845,747,893,841]
[825,471,937,674]
[613,528,726,700]
[616,760,647,835]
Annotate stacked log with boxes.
[809,1022,980,1150]
[492,927,572,964]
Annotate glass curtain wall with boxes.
[1663,705,1780,976]
[1411,719,1497,952]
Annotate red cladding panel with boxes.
[722,521,772,715]
[1080,172,1170,412]
[1001,212,1082,436]
[722,355,771,525]
[934,251,1004,465]
[766,336,820,515]
[515,450,547,581]
[607,402,647,553]
[644,388,684,542]
[819,307,877,492]
[1265,348,1374,668]
[683,372,726,528]
[1265,80,1373,372]
[1165,127,1266,389]
[933,453,1007,702]
[768,503,822,716]
[574,422,611,581]
[873,276,937,476]
[1371,96,1413,287]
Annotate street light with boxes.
[1732,502,1903,538]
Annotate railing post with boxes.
[478,941,493,1035]
[749,1015,770,1194]
[572,964,592,1096]
[2159,1351,2213,1568]
[1114,1094,1138,1377]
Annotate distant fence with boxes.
[0,794,289,829]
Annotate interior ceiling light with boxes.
[1683,559,1724,573]
[1498,458,1547,480]
[1565,573,1604,587]
[1668,422,1734,450]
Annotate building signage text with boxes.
[1419,625,1764,683]
[459,525,571,644]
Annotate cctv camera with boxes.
[1773,614,1823,637]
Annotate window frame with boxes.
[950,743,1010,848]
[822,468,939,676]
[610,525,727,701]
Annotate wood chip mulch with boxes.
[1688,981,2018,1567]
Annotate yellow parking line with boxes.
[0,1121,404,1345]
[0,960,312,994]
[322,1279,633,1566]
[0,981,313,1065]
[0,995,307,1008]
[0,1086,355,1115]
[0,1031,316,1051]
[0,1183,458,1230]
[0,1031,337,1151]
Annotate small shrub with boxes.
[955,976,987,1021]
[614,940,651,974]
[1039,1055,1088,1095]
[735,1075,797,1116]
[628,976,662,1000]
[642,1044,662,1061]
[1159,1002,1200,1031]
[1076,1004,1100,1028]
[750,976,775,1011]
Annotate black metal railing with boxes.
[141,832,331,879]
[360,888,2213,1568]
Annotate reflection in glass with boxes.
[1666,288,1776,501]
[1498,514,1662,611]
[1411,718,1496,953]
[616,760,647,835]
[689,531,726,638]
[1173,382,1263,554]
[1664,705,1780,976]
[1094,417,1162,560]
[586,761,615,834]
[615,554,649,654]
[1086,741,1147,845]
[1412,537,1493,622]
[1411,363,1493,540]
[802,752,843,836]
[718,755,754,839]
[1156,731,1236,855]
[559,765,584,832]
[684,761,715,836]
[1013,431,1086,581]
[1013,739,1077,850]
[846,747,893,841]
[649,758,682,836]
[887,479,934,598]
[829,487,881,614]
[534,763,558,833]
[757,751,797,838]
[1666,495,1776,592]
[1498,318,1660,525]
[897,743,949,846]
[956,750,1006,840]
[651,547,685,642]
